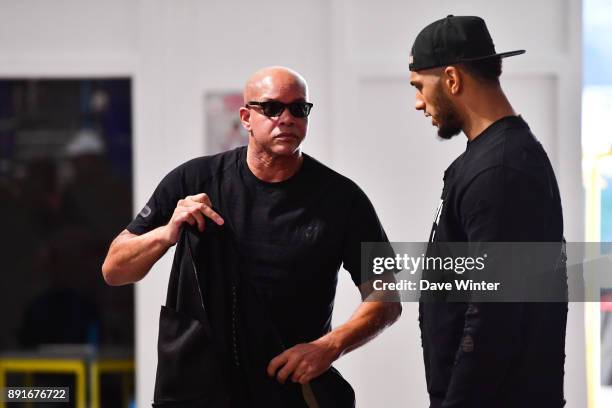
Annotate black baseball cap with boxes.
[409,15,525,72]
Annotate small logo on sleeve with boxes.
[139,205,152,218]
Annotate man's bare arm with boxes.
[267,299,402,384]
[102,227,174,286]
[101,193,224,286]
[325,299,402,356]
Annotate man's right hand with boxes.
[102,193,224,286]
[162,193,225,245]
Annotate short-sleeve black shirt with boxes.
[127,146,388,346]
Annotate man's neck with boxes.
[246,144,303,183]
[462,87,517,141]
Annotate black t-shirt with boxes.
[429,115,563,244]
[127,146,388,346]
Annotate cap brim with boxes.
[409,49,525,72]
[459,49,526,63]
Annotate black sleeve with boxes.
[341,185,391,287]
[442,167,526,407]
[126,166,186,235]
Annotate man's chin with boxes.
[437,126,462,140]
[270,141,303,156]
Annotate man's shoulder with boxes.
[168,146,244,184]
[502,125,550,168]
[463,118,545,179]
[487,120,552,176]
[303,152,363,194]
[485,116,544,164]
[460,127,554,197]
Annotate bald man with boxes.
[102,67,401,406]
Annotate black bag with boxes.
[152,226,233,407]
[307,367,355,408]
[152,225,355,407]
[153,306,230,407]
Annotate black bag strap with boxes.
[183,228,214,337]
[183,222,242,367]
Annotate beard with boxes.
[433,81,463,140]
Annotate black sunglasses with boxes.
[245,100,313,118]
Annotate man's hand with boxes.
[265,301,401,385]
[267,336,341,385]
[162,193,224,245]
[102,192,225,285]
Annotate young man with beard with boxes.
[409,16,568,408]
[103,66,401,406]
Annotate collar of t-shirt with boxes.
[238,146,310,190]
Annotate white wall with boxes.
[0,1,586,407]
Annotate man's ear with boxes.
[443,66,462,95]
[239,107,251,132]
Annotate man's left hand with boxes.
[267,336,341,384]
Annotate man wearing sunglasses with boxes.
[409,16,567,408]
[103,66,401,406]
